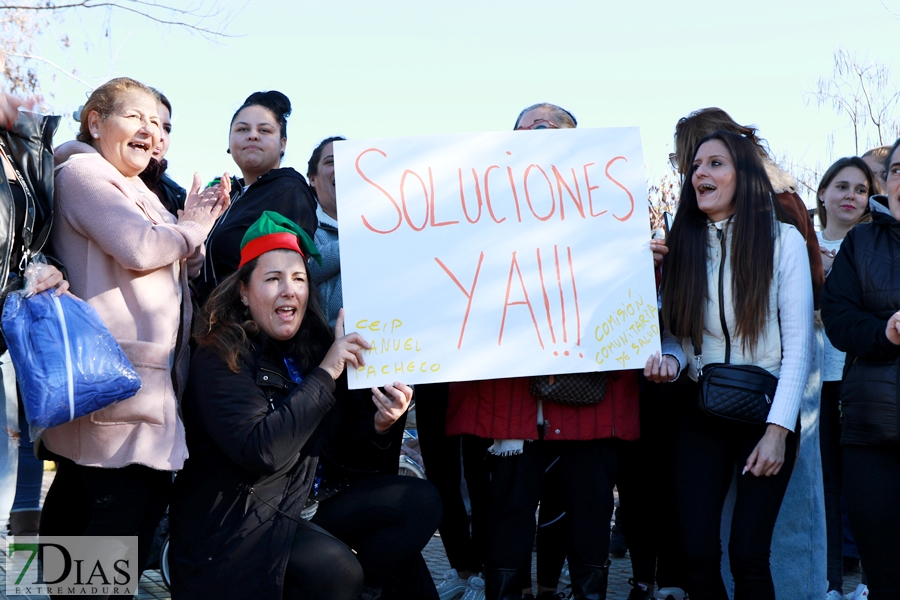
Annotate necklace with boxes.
[820,227,847,242]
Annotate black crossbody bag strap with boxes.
[694,224,731,370]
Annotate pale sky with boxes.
[24,0,900,205]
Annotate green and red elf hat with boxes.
[238,211,322,268]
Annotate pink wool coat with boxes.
[41,141,206,470]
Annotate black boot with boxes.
[568,562,609,600]
[484,567,522,600]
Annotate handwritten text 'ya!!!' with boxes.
[438,244,583,352]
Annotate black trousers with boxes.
[309,474,441,596]
[496,455,570,593]
[535,459,568,589]
[485,439,618,581]
[415,382,491,574]
[819,380,844,592]
[39,457,172,599]
[284,518,364,600]
[674,382,797,600]
[617,379,684,588]
[843,444,900,599]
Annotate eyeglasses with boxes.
[515,119,560,131]
[668,153,679,170]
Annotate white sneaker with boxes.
[559,560,570,585]
[845,584,869,600]
[656,588,688,600]
[461,575,485,600]
[435,569,469,600]
[826,591,844,600]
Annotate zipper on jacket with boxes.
[202,178,243,286]
[0,137,38,274]
[716,225,731,363]
[258,365,289,413]
[0,140,18,285]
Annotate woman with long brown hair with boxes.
[814,156,878,599]
[169,212,440,600]
[646,130,813,599]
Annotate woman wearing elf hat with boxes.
[168,211,441,600]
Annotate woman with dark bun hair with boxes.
[196,91,318,305]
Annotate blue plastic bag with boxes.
[1,289,142,430]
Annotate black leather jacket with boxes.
[0,112,59,289]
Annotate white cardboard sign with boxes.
[334,128,661,389]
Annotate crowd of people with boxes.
[1,64,899,600]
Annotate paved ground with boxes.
[0,470,863,599]
[0,532,635,600]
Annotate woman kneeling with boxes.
[169,212,440,600]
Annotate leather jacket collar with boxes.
[0,112,59,284]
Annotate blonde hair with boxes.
[76,77,158,144]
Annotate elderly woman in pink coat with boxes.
[38,77,229,580]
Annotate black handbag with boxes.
[694,231,778,424]
[530,372,607,407]
[697,360,778,424]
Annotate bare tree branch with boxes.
[809,47,900,157]
[647,170,681,233]
[1,0,237,39]
[0,49,92,89]
[1,0,241,98]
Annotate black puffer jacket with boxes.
[821,195,900,446]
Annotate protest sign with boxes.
[334,128,660,389]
